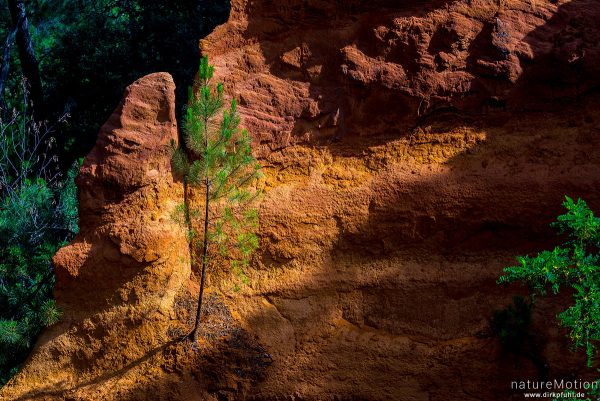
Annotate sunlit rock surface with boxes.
[3,1,600,400]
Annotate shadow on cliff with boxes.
[240,128,600,396]
[233,0,600,399]
[243,0,600,275]
[9,326,270,401]
[9,339,180,401]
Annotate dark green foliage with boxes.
[492,296,549,379]
[499,196,600,367]
[0,0,230,161]
[0,98,79,385]
[172,56,262,342]
[492,296,533,355]
[0,244,62,378]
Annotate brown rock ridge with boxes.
[3,1,600,400]
[0,73,194,400]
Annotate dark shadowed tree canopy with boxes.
[6,0,43,115]
[0,0,230,161]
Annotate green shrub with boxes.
[0,94,79,385]
[498,196,600,367]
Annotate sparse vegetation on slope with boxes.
[499,197,600,368]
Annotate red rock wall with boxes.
[2,1,600,400]
[200,0,600,399]
[202,0,600,152]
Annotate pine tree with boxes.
[0,84,79,384]
[172,56,262,344]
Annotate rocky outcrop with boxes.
[203,0,600,153]
[3,1,600,401]
[54,72,186,300]
[0,73,193,401]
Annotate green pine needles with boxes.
[499,196,600,368]
[0,88,80,384]
[172,56,262,344]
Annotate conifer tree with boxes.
[172,56,261,344]
[0,85,79,384]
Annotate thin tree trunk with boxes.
[0,22,19,112]
[181,175,196,341]
[191,97,211,344]
[8,0,44,117]
[192,177,210,343]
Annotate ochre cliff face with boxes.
[3,1,600,401]
[202,0,600,152]
[204,0,600,399]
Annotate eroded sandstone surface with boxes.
[3,1,600,400]
[0,73,194,401]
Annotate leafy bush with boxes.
[0,92,78,385]
[498,196,600,367]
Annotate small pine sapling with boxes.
[172,56,262,344]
